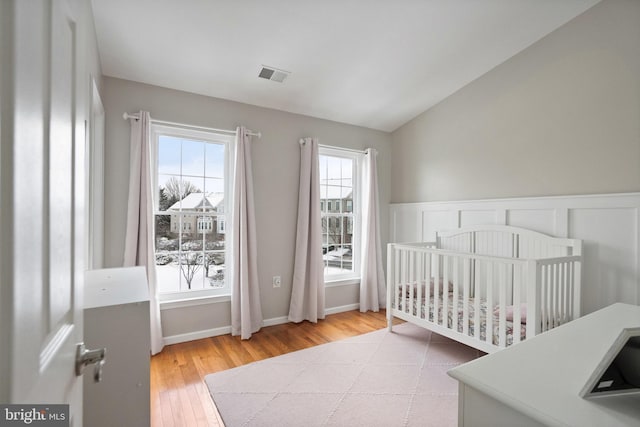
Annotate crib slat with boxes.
[424,252,433,320]
[568,260,574,320]
[543,264,550,332]
[442,256,449,327]
[463,258,470,336]
[497,263,506,348]
[400,249,406,312]
[513,264,521,344]
[433,252,440,325]
[393,247,399,312]
[549,264,555,330]
[561,261,568,324]
[416,252,425,319]
[452,257,459,333]
[540,264,546,332]
[551,263,555,328]
[551,264,560,328]
[486,261,493,345]
[474,261,481,340]
[409,250,415,316]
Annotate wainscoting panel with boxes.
[506,209,556,236]
[390,193,640,314]
[460,209,499,228]
[422,210,455,242]
[569,207,638,313]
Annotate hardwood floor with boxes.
[150,309,401,427]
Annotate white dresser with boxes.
[449,303,640,427]
[83,267,151,427]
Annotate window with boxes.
[319,147,362,281]
[153,124,233,299]
[197,216,213,233]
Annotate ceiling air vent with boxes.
[258,65,290,83]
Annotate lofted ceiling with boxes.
[91,0,600,132]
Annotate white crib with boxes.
[386,225,582,353]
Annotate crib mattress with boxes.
[395,293,527,347]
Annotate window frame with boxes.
[151,124,234,302]
[318,146,363,283]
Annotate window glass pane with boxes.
[181,139,205,177]
[342,244,353,272]
[178,247,205,290]
[205,252,225,289]
[158,174,176,211]
[321,216,329,249]
[216,215,226,236]
[319,156,328,180]
[155,215,181,293]
[204,177,224,196]
[205,143,225,179]
[158,135,181,175]
[341,157,353,187]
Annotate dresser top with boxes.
[449,303,640,427]
[85,267,150,308]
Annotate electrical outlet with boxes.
[272,276,281,288]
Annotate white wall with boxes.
[102,77,392,341]
[391,0,640,203]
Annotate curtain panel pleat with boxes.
[230,126,263,339]
[360,148,386,312]
[289,138,325,322]
[123,110,164,355]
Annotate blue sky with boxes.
[158,135,225,193]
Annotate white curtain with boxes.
[230,126,263,339]
[288,138,325,322]
[360,148,386,312]
[123,111,164,355]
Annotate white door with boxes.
[1,0,86,424]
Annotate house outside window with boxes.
[319,147,362,281]
[153,124,233,299]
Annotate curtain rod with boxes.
[123,112,261,138]
[298,139,371,155]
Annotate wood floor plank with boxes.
[150,309,400,426]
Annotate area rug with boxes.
[205,323,481,427]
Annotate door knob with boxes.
[75,342,106,383]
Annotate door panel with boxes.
[2,0,84,422]
[49,0,74,331]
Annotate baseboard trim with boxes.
[262,316,289,327]
[163,325,232,346]
[325,303,360,315]
[162,304,362,346]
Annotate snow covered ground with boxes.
[156,263,224,293]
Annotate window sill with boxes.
[324,277,360,288]
[160,293,231,310]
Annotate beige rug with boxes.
[205,322,481,427]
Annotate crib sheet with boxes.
[395,292,526,347]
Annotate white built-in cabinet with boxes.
[448,303,640,427]
[84,267,151,427]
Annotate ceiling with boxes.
[91,0,600,132]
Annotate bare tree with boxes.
[180,252,202,289]
[163,177,201,205]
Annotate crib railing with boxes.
[387,243,582,352]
